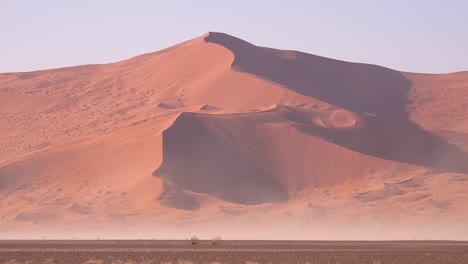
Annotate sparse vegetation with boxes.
[0,240,466,263]
[211,236,222,245]
[190,235,199,245]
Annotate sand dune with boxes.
[0,32,467,239]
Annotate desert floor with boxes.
[0,240,467,263]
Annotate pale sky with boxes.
[1,0,467,73]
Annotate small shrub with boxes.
[211,236,221,245]
[190,236,199,245]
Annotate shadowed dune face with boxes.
[205,32,411,119]
[204,32,468,173]
[154,113,289,205]
[154,106,468,206]
[293,111,468,173]
[158,180,201,211]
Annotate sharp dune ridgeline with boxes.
[0,32,467,239]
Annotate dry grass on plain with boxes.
[0,240,467,264]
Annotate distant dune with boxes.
[0,32,467,240]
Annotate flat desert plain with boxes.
[0,240,467,264]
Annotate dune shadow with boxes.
[153,113,289,206]
[286,108,468,173]
[205,32,468,173]
[205,32,410,119]
[158,180,201,211]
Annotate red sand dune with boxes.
[0,32,467,240]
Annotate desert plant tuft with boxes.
[211,236,221,245]
[190,236,199,245]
